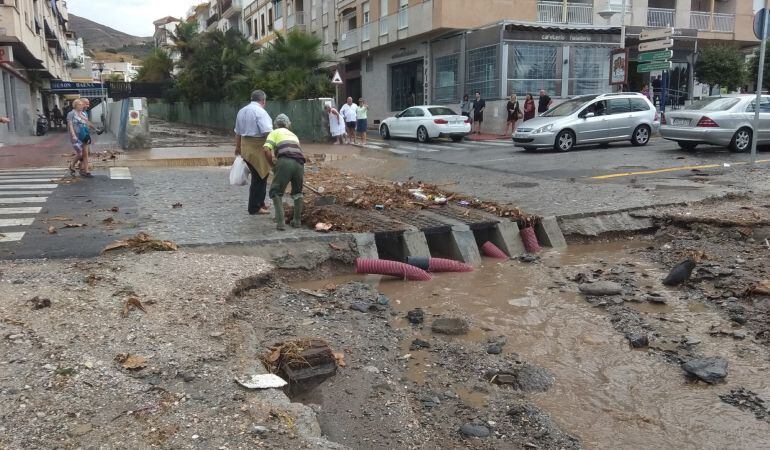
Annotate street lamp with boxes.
[332,38,339,53]
[331,38,340,106]
[95,62,107,126]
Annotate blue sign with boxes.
[755,8,769,41]
[50,80,104,90]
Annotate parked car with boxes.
[660,95,766,152]
[379,106,471,143]
[512,92,659,152]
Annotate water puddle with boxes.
[296,240,770,449]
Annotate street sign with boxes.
[637,61,673,73]
[639,27,673,41]
[331,70,343,85]
[638,50,673,63]
[755,8,769,40]
[639,39,674,52]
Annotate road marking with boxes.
[0,218,35,227]
[0,184,59,190]
[0,172,65,178]
[395,146,440,153]
[110,167,132,180]
[388,148,412,155]
[0,167,64,173]
[0,178,59,183]
[0,207,43,215]
[0,197,48,204]
[0,191,52,196]
[0,232,25,242]
[591,159,770,180]
[474,157,516,164]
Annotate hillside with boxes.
[69,13,153,60]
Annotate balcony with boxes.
[206,13,220,28]
[379,17,388,36]
[286,11,305,29]
[362,23,370,41]
[339,28,358,51]
[537,1,593,26]
[647,8,675,28]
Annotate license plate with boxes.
[673,118,689,126]
[514,133,526,138]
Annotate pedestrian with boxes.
[356,98,368,146]
[265,114,305,231]
[234,89,273,216]
[325,104,346,144]
[503,94,521,136]
[460,94,471,118]
[523,93,536,122]
[538,89,553,115]
[339,97,358,144]
[67,99,94,177]
[641,83,650,100]
[472,91,485,134]
[52,105,63,128]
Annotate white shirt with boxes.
[340,103,358,123]
[234,101,273,137]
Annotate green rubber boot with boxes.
[291,196,304,228]
[273,196,286,230]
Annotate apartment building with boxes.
[0,0,72,139]
[243,0,281,44]
[186,3,211,33]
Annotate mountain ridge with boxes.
[68,13,152,51]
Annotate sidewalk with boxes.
[0,130,119,169]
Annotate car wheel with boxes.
[729,128,752,153]
[380,124,391,140]
[631,125,651,146]
[554,130,575,152]
[677,141,697,151]
[417,126,430,143]
[451,135,463,142]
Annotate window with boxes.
[380,0,388,18]
[398,0,408,29]
[579,100,608,117]
[608,98,631,114]
[391,59,424,111]
[569,47,610,95]
[362,2,371,41]
[311,0,317,20]
[401,107,425,117]
[363,2,370,23]
[746,98,770,113]
[260,13,266,36]
[268,8,274,31]
[543,95,597,117]
[507,43,560,97]
[630,98,650,111]
[275,0,283,19]
[434,54,459,103]
[467,45,498,100]
[428,107,458,116]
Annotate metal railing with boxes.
[398,8,408,29]
[712,13,735,32]
[690,11,710,30]
[362,23,370,41]
[295,11,305,26]
[689,11,735,32]
[647,8,675,28]
[537,1,592,25]
[339,28,358,51]
[379,16,388,36]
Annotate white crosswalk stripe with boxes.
[0,169,65,244]
[373,138,515,156]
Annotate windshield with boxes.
[687,97,741,111]
[428,107,457,116]
[542,95,597,117]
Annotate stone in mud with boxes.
[625,332,649,348]
[431,318,469,335]
[578,281,623,296]
[409,338,431,350]
[682,357,728,384]
[349,302,369,313]
[662,258,696,286]
[642,293,667,304]
[487,364,554,392]
[459,423,490,438]
[487,344,503,355]
[406,308,425,324]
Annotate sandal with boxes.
[80,171,94,178]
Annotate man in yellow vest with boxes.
[264,114,305,230]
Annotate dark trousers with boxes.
[245,161,267,214]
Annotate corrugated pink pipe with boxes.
[356,258,432,281]
[520,226,541,253]
[481,241,509,259]
[407,256,474,273]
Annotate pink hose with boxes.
[428,258,474,273]
[520,227,541,253]
[356,258,432,281]
[481,241,509,259]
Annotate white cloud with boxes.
[67,0,203,37]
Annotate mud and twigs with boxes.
[102,232,178,254]
[720,388,770,422]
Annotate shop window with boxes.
[467,45,498,100]
[391,59,424,111]
[434,53,459,104]
[507,43,560,97]
[569,46,610,95]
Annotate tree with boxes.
[748,45,770,91]
[695,43,747,94]
[170,20,199,67]
[136,48,174,83]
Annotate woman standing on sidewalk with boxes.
[460,94,472,118]
[356,98,369,146]
[503,94,521,136]
[523,93,536,122]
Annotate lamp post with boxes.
[598,0,627,91]
[332,38,340,106]
[96,62,108,127]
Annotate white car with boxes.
[379,105,471,143]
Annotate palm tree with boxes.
[170,20,199,67]
[136,48,174,83]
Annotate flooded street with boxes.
[298,240,770,449]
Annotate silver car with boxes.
[512,93,659,152]
[660,95,767,152]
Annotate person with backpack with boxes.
[67,99,95,177]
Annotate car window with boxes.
[608,98,631,115]
[746,98,770,113]
[428,107,457,116]
[405,107,425,117]
[688,97,740,111]
[542,95,597,117]
[629,98,650,112]
[581,100,607,117]
[398,109,413,118]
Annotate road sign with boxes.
[638,50,673,63]
[638,39,674,52]
[331,70,343,85]
[639,28,673,41]
[755,8,769,40]
[637,61,673,73]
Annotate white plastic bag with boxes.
[230,156,250,186]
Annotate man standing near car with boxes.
[472,91,485,134]
[234,90,273,215]
[340,97,358,144]
[538,89,553,114]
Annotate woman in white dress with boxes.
[325,104,346,144]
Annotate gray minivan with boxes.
[512,93,660,152]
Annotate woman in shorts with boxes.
[356,98,368,146]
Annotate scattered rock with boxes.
[251,425,269,436]
[459,423,490,438]
[431,317,469,335]
[682,357,728,384]
[349,302,369,313]
[487,344,503,355]
[642,293,667,304]
[518,255,540,263]
[625,332,649,348]
[487,363,554,392]
[578,281,623,296]
[719,388,770,422]
[29,296,51,310]
[406,308,424,324]
[68,423,93,437]
[409,338,431,350]
[420,395,441,408]
[662,258,696,286]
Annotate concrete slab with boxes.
[419,211,482,265]
[402,229,431,258]
[495,220,527,256]
[535,216,568,250]
[353,233,379,259]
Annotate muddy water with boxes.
[298,240,770,449]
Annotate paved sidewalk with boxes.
[0,131,118,169]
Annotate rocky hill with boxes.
[68,13,152,57]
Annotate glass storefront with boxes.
[466,45,498,99]
[507,44,562,97]
[434,53,459,104]
[391,59,423,112]
[569,46,611,95]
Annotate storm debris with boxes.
[102,232,178,254]
[115,353,148,370]
[121,297,147,318]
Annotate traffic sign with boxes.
[639,39,674,52]
[331,70,343,85]
[640,27,673,41]
[755,8,769,40]
[638,50,673,63]
[637,61,672,73]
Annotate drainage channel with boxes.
[296,240,770,449]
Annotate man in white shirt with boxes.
[234,90,274,215]
[339,97,358,144]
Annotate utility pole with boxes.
[751,0,769,166]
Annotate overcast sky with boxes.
[66,0,202,37]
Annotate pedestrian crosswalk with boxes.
[0,168,64,243]
[364,138,514,156]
